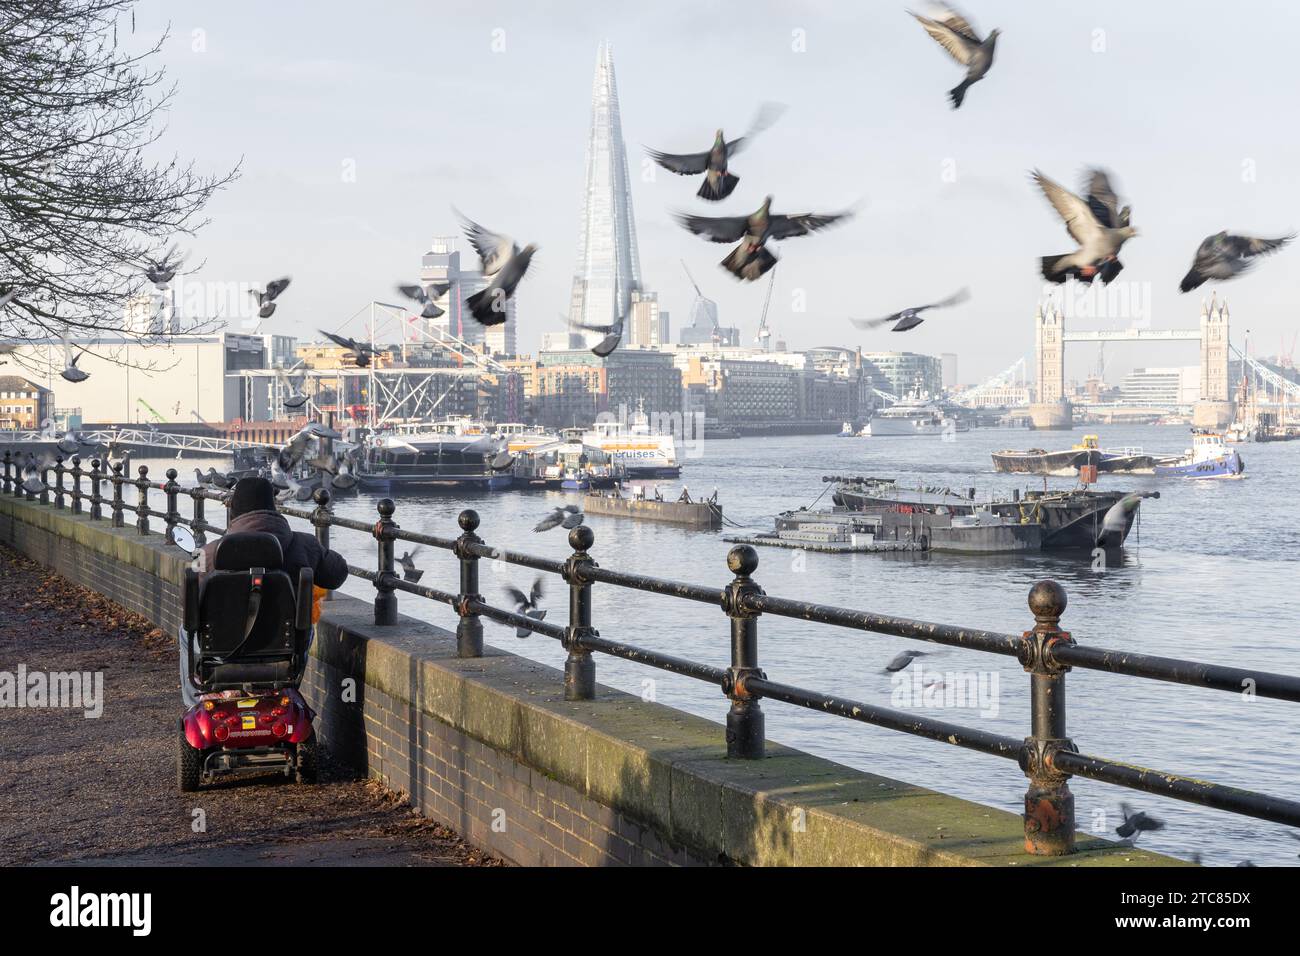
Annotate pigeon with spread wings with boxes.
[250,277,291,319]
[458,212,537,326]
[909,4,1000,109]
[676,195,853,282]
[851,288,969,332]
[1032,168,1138,285]
[397,281,451,319]
[1179,232,1294,293]
[319,329,379,368]
[646,102,786,202]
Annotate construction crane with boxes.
[756,267,776,350]
[135,397,166,424]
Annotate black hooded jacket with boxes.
[201,509,349,590]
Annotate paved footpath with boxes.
[0,543,501,867]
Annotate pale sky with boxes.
[132,0,1300,383]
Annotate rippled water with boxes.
[144,423,1300,866]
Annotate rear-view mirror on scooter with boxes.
[172,525,196,552]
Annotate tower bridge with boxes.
[1030,295,1231,429]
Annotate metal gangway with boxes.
[0,427,277,456]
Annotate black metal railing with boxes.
[4,449,1300,857]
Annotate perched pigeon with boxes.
[319,330,379,368]
[1115,803,1165,841]
[1033,168,1138,285]
[676,195,853,282]
[909,4,1000,109]
[503,577,546,638]
[397,282,451,319]
[533,504,583,533]
[458,213,537,326]
[398,547,424,583]
[884,649,928,673]
[60,349,89,383]
[1179,232,1294,293]
[851,288,969,332]
[250,277,291,319]
[646,102,786,202]
[143,247,185,289]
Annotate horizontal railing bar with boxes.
[747,593,1024,657]
[393,527,459,551]
[746,675,1024,760]
[391,577,459,606]
[469,601,568,641]
[1053,750,1300,829]
[464,540,567,575]
[347,564,378,582]
[582,565,724,606]
[1052,644,1300,703]
[578,632,728,685]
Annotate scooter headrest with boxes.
[213,532,284,571]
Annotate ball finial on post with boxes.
[458,508,480,532]
[727,544,759,577]
[1028,580,1067,624]
[568,524,594,552]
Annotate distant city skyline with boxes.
[131,0,1300,384]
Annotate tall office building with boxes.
[568,42,642,341]
[629,290,669,347]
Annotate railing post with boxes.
[561,525,597,698]
[1,451,10,495]
[70,456,83,515]
[372,498,398,625]
[89,459,103,520]
[53,456,65,508]
[189,487,207,548]
[1018,580,1077,856]
[722,545,765,759]
[110,462,125,528]
[135,464,150,534]
[311,488,331,601]
[163,468,180,545]
[453,509,484,658]
[39,458,52,505]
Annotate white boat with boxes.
[581,413,680,477]
[867,398,953,436]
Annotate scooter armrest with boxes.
[183,568,200,634]
[295,567,314,633]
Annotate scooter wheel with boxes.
[294,736,318,785]
[178,719,203,792]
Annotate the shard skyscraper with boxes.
[568,42,642,335]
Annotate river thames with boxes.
[151,422,1300,866]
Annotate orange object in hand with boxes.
[312,585,328,623]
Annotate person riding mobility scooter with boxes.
[176,477,348,791]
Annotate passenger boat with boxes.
[357,417,511,492]
[1154,432,1244,480]
[581,412,680,478]
[827,475,1155,550]
[866,397,953,437]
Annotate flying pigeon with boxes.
[1115,803,1165,841]
[20,453,54,496]
[250,277,291,319]
[398,547,424,583]
[1095,493,1146,549]
[884,649,928,673]
[851,288,969,332]
[909,4,1000,109]
[328,447,360,490]
[319,330,379,368]
[1033,168,1138,285]
[646,102,786,202]
[397,281,451,319]
[60,349,89,383]
[458,213,537,326]
[54,430,93,457]
[143,248,185,289]
[503,577,546,638]
[1179,232,1294,293]
[570,282,638,357]
[0,290,16,309]
[276,362,308,409]
[675,195,853,282]
[533,504,583,533]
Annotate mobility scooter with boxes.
[177,530,318,791]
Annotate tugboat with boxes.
[1154,432,1244,480]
